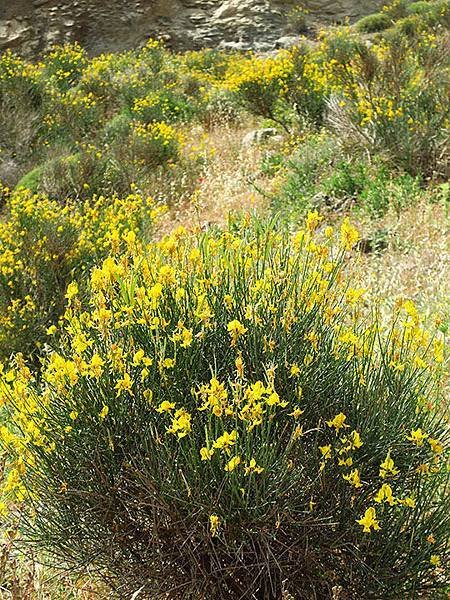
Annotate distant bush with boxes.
[0,52,43,172]
[128,121,183,168]
[324,29,449,177]
[285,45,328,127]
[382,0,411,20]
[355,12,392,32]
[287,6,310,34]
[224,52,294,132]
[407,0,436,15]
[42,43,87,91]
[1,216,448,598]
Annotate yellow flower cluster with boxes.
[223,51,293,94]
[0,188,164,359]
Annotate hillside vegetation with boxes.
[0,1,449,598]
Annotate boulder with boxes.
[242,128,282,147]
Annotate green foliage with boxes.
[321,160,368,199]
[407,0,437,14]
[355,12,392,32]
[272,134,337,216]
[271,134,424,219]
[102,112,132,144]
[15,165,44,193]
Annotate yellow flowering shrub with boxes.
[128,121,183,168]
[0,215,447,598]
[319,27,449,176]
[42,42,87,91]
[223,51,294,131]
[0,186,163,362]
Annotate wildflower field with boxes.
[0,1,449,598]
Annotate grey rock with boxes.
[274,35,299,49]
[0,0,384,58]
[242,128,280,147]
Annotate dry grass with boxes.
[157,123,271,235]
[0,529,109,600]
[354,200,449,322]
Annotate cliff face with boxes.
[0,0,383,57]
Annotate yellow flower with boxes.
[161,358,175,369]
[303,354,313,366]
[89,353,104,378]
[98,405,109,420]
[345,288,366,306]
[357,507,380,533]
[227,319,247,346]
[65,281,79,300]
[343,468,362,488]
[426,534,436,544]
[167,408,191,439]
[133,349,145,365]
[349,431,363,449]
[224,455,241,472]
[244,458,264,475]
[430,555,441,567]
[428,438,443,455]
[379,450,399,478]
[180,327,193,348]
[209,514,220,537]
[374,483,396,506]
[407,428,428,447]
[340,218,360,251]
[319,445,332,460]
[223,294,233,310]
[290,363,300,377]
[398,496,416,509]
[292,425,304,440]
[156,400,176,413]
[305,210,323,232]
[235,353,244,378]
[200,447,214,461]
[46,325,57,335]
[266,391,286,407]
[288,406,304,418]
[433,339,444,363]
[326,413,349,431]
[213,430,237,453]
[115,372,133,397]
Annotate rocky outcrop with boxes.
[0,0,383,57]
